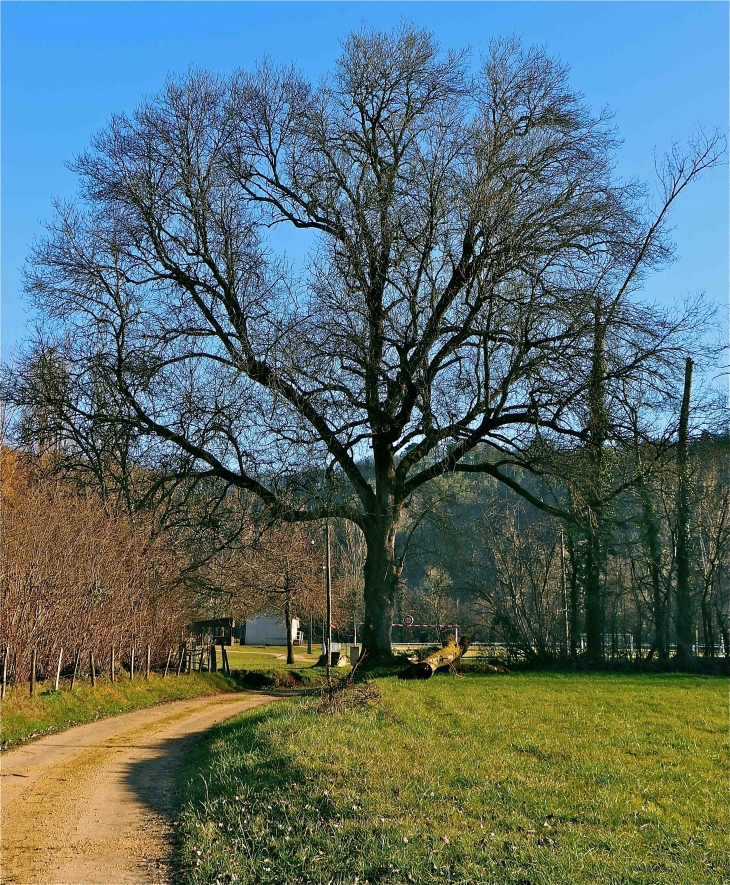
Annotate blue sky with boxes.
[2,2,728,356]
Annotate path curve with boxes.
[1,692,278,884]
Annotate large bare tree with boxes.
[13,25,723,659]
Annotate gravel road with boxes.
[1,692,277,884]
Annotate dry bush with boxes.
[1,450,192,682]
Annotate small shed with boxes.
[188,617,235,645]
[244,613,301,646]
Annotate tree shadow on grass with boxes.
[123,703,330,883]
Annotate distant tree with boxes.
[9,24,723,659]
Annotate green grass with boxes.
[175,673,729,885]
[0,671,240,750]
[225,644,322,670]
[225,643,333,688]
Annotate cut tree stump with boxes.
[399,639,469,680]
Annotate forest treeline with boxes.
[398,433,729,670]
[1,424,727,679]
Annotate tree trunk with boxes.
[566,531,581,660]
[637,476,667,660]
[399,640,467,679]
[583,298,607,663]
[584,526,604,662]
[361,512,401,661]
[675,358,693,659]
[701,594,714,657]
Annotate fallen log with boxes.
[399,639,469,680]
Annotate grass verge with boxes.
[175,672,728,885]
[0,672,240,750]
[225,643,336,689]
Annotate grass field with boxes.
[0,671,240,749]
[225,643,322,669]
[175,672,729,885]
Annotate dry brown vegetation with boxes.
[1,449,192,682]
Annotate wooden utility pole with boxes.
[284,568,295,666]
[30,648,37,697]
[325,518,332,688]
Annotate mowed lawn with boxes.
[176,673,728,885]
[225,644,322,671]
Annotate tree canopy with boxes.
[10,24,724,658]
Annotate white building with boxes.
[244,613,301,646]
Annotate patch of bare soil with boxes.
[1,693,277,884]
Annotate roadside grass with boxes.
[225,644,321,670]
[175,672,728,885]
[0,672,239,750]
[225,644,331,689]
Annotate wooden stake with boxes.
[146,644,151,680]
[54,647,63,692]
[175,645,184,677]
[30,648,37,697]
[163,648,172,678]
[2,645,9,700]
[70,648,81,691]
[130,645,135,681]
[110,647,115,683]
[89,650,96,687]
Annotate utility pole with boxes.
[325,518,332,688]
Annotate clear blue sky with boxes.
[2,2,728,356]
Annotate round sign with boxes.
[403,615,415,627]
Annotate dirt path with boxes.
[1,692,277,884]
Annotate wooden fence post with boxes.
[221,645,230,676]
[163,649,172,678]
[55,647,63,692]
[30,648,37,698]
[89,650,96,688]
[70,648,81,691]
[110,647,115,683]
[175,645,184,677]
[1,645,8,700]
[146,644,151,680]
[130,646,135,681]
